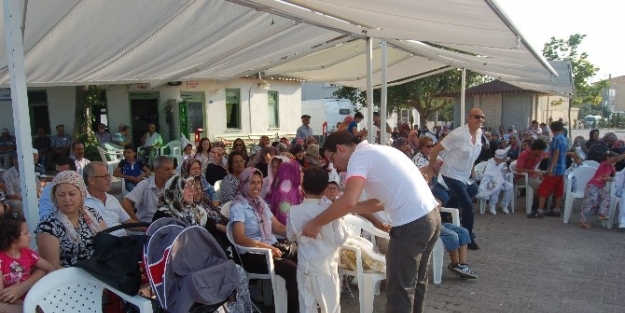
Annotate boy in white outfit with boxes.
[287,167,349,313]
[475,148,513,215]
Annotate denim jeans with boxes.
[442,175,476,238]
[439,223,471,252]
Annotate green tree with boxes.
[332,70,486,126]
[73,85,104,161]
[542,34,608,134]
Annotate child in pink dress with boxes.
[580,151,625,228]
[0,212,54,312]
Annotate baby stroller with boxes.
[144,218,241,313]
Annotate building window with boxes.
[27,90,50,135]
[268,91,279,128]
[226,89,241,129]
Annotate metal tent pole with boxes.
[366,37,374,143]
[380,40,388,145]
[461,68,466,122]
[4,0,38,245]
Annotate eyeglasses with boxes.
[328,151,335,162]
[473,115,485,120]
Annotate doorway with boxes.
[129,92,159,147]
[181,92,205,139]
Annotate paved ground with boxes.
[251,196,625,313]
[335,198,625,313]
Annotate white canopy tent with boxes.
[1,0,574,235]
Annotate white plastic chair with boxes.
[340,214,388,313]
[158,140,182,157]
[24,267,153,313]
[606,181,620,229]
[120,178,129,197]
[473,161,489,214]
[563,165,598,223]
[582,160,600,168]
[509,160,533,214]
[97,146,121,177]
[226,222,287,313]
[220,200,232,217]
[432,207,460,285]
[214,180,222,201]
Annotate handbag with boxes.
[74,222,151,295]
[273,240,298,260]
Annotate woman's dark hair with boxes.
[302,167,329,195]
[0,212,25,250]
[232,138,249,160]
[322,131,360,153]
[195,138,212,156]
[227,151,246,173]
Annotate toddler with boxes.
[0,212,54,312]
[475,149,513,215]
[579,151,625,228]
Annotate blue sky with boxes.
[497,0,624,80]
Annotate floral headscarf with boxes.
[233,168,273,243]
[180,158,202,178]
[159,174,208,227]
[50,171,104,243]
[208,147,226,168]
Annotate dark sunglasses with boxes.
[473,115,485,120]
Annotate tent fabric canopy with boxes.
[0,0,572,97]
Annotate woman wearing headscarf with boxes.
[36,171,107,268]
[152,175,252,313]
[305,143,323,167]
[204,147,228,185]
[261,156,287,200]
[392,137,412,158]
[602,132,618,149]
[586,129,600,149]
[180,158,220,208]
[229,168,298,313]
[506,134,521,160]
[267,162,304,225]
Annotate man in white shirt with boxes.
[303,131,441,313]
[83,162,138,236]
[139,123,163,164]
[425,108,484,250]
[296,114,313,140]
[122,156,174,223]
[70,142,91,175]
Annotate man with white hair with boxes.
[84,162,139,236]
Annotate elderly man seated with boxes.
[84,162,139,236]
[139,123,163,165]
[2,151,41,214]
[121,156,174,223]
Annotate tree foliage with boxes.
[73,85,104,161]
[332,70,487,126]
[542,34,607,107]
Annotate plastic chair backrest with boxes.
[474,161,488,177]
[221,201,232,217]
[568,165,597,194]
[97,146,108,162]
[214,180,222,199]
[509,160,518,173]
[583,160,600,168]
[342,214,390,240]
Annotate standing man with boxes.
[121,156,174,223]
[303,131,441,313]
[425,108,484,250]
[70,142,91,175]
[46,124,72,170]
[373,111,392,144]
[0,128,16,169]
[296,114,313,140]
[139,123,163,164]
[84,162,138,236]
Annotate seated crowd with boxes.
[4,114,625,313]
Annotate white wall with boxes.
[105,79,302,142]
[0,86,76,137]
